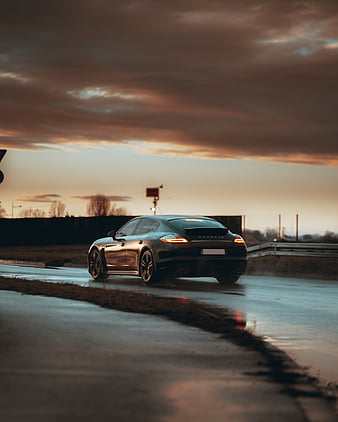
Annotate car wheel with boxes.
[139,250,158,284]
[88,248,107,280]
[216,273,240,285]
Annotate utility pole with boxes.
[296,214,299,242]
[278,214,282,240]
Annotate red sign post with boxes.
[146,186,163,214]
[146,187,159,198]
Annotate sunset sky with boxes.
[1,0,337,235]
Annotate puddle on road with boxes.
[250,333,338,410]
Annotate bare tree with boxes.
[49,201,66,217]
[319,231,338,243]
[19,208,31,218]
[33,209,45,218]
[19,208,46,218]
[110,203,128,216]
[87,194,111,217]
[0,203,6,218]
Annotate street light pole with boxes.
[12,202,22,218]
[278,214,282,240]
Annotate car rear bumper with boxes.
[156,255,247,278]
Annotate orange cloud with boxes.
[72,195,131,202]
[16,194,62,203]
[1,1,338,166]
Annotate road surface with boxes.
[1,262,337,393]
[3,290,331,422]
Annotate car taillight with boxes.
[234,236,245,244]
[160,235,189,243]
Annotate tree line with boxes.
[0,194,128,218]
[245,228,338,244]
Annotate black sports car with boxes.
[88,215,247,284]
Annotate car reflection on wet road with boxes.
[1,262,338,392]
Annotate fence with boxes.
[0,215,242,246]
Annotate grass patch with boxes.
[246,256,338,280]
[0,244,88,266]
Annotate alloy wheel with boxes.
[140,250,155,283]
[89,249,103,279]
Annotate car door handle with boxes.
[139,240,143,244]
[121,242,125,247]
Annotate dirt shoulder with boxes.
[246,255,338,280]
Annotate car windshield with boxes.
[167,218,228,236]
[117,219,140,236]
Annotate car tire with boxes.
[88,248,108,280]
[215,273,240,285]
[139,250,158,284]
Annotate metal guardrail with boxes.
[247,242,338,258]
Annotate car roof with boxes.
[136,215,214,222]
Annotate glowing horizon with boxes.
[1,146,337,236]
[0,1,337,235]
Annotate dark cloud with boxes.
[1,0,338,165]
[72,195,131,202]
[16,194,62,202]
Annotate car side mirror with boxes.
[107,230,116,239]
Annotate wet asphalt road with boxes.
[2,291,318,422]
[1,262,338,390]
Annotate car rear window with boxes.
[168,218,228,237]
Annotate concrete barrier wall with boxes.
[0,215,242,246]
